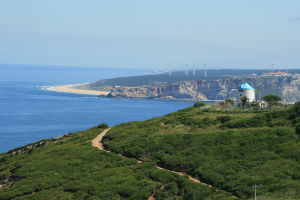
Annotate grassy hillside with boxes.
[104,104,300,199]
[0,126,234,199]
[2,104,300,199]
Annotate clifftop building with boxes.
[234,83,255,107]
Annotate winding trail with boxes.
[92,129,238,199]
[92,128,111,150]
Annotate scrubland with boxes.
[1,103,300,199]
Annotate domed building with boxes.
[234,83,255,107]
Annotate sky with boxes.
[1,0,300,70]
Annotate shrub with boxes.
[224,99,234,104]
[194,102,206,108]
[97,123,109,129]
[0,155,8,163]
[165,118,179,125]
[220,117,265,129]
[150,170,177,184]
[216,116,232,124]
[0,172,10,180]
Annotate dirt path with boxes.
[92,129,238,199]
[156,166,212,187]
[92,128,110,150]
[92,129,212,186]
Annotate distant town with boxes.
[259,70,295,77]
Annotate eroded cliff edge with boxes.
[101,76,300,102]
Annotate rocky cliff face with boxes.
[105,76,300,102]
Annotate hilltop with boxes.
[88,69,269,88]
[1,104,300,199]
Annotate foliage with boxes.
[97,123,109,129]
[153,175,234,200]
[216,116,232,124]
[0,127,159,200]
[2,103,300,199]
[0,172,10,180]
[240,96,248,109]
[0,123,234,199]
[104,104,300,199]
[224,99,234,104]
[193,102,206,108]
[262,94,282,109]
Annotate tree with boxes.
[224,99,234,104]
[262,95,281,109]
[240,96,248,109]
[194,102,206,108]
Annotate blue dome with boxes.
[239,83,254,90]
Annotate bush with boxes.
[165,118,179,125]
[0,172,10,180]
[216,116,232,124]
[220,117,265,129]
[97,123,109,129]
[224,99,234,104]
[194,102,206,108]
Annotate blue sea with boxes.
[0,64,202,153]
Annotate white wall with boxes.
[236,89,255,102]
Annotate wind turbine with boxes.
[203,60,210,77]
[183,61,190,77]
[268,60,276,72]
[166,60,172,76]
[192,62,196,75]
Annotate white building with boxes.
[234,83,255,107]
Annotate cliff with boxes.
[105,76,300,102]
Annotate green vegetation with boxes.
[194,102,206,108]
[225,99,234,104]
[104,103,300,199]
[262,94,282,109]
[97,123,110,129]
[0,127,160,200]
[3,103,300,199]
[240,96,248,109]
[0,126,234,199]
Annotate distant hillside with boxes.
[88,69,300,102]
[88,69,279,88]
[102,76,300,103]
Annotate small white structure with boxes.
[257,100,268,108]
[234,83,255,107]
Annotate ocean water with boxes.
[0,64,200,153]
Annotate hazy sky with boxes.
[1,1,299,70]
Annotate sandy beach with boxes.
[51,84,110,95]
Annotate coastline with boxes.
[50,84,226,102]
[50,84,110,95]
